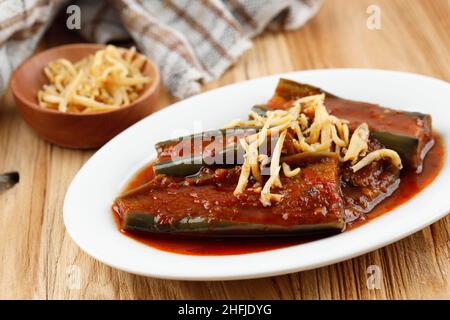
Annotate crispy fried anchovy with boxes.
[0,172,20,193]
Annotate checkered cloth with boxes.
[0,0,321,98]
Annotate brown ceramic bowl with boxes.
[10,43,160,149]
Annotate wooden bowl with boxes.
[10,43,160,149]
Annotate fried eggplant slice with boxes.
[155,127,258,162]
[114,156,345,237]
[153,127,258,176]
[326,98,433,172]
[264,78,434,172]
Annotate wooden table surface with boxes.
[1,0,449,300]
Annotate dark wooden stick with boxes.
[0,172,20,192]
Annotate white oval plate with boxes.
[64,69,450,281]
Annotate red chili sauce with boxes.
[113,133,444,255]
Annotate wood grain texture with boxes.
[0,0,449,300]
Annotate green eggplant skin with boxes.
[152,157,204,177]
[273,78,338,100]
[371,131,419,165]
[121,212,344,237]
[251,105,270,117]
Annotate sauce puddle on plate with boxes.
[113,133,444,255]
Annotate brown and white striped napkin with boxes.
[0,0,321,99]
